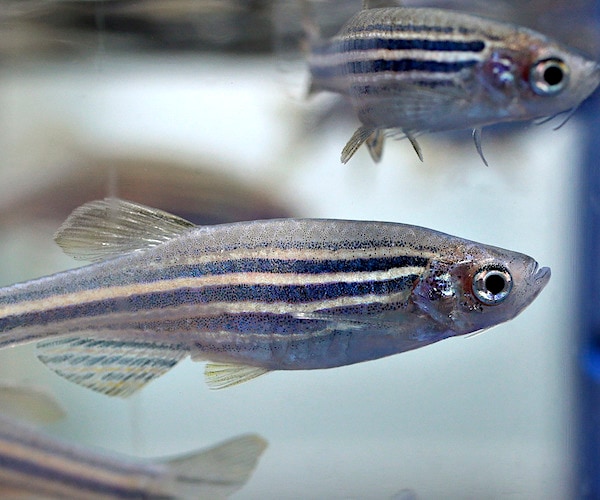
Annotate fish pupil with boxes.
[544,65,563,86]
[485,274,506,295]
[529,58,569,95]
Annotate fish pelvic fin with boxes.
[204,363,270,390]
[365,129,385,162]
[341,126,377,163]
[54,198,195,262]
[406,133,423,162]
[36,337,188,397]
[164,434,268,500]
[472,128,489,166]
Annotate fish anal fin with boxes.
[204,363,270,390]
[36,337,187,397]
[341,125,377,164]
[54,198,195,262]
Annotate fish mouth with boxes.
[531,262,551,288]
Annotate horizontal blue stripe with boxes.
[0,452,152,498]
[0,276,418,331]
[312,59,477,79]
[147,255,426,280]
[2,255,428,304]
[313,38,485,55]
[346,23,455,35]
[350,79,457,96]
[30,304,398,340]
[349,58,478,74]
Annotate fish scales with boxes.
[0,220,433,357]
[310,8,514,95]
[0,199,549,395]
[308,7,600,163]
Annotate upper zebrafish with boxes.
[307,5,600,164]
[0,199,550,396]
[0,385,266,500]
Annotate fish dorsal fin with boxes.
[363,0,401,8]
[36,337,187,397]
[0,385,65,424]
[54,198,195,262]
[165,434,268,499]
[204,363,270,390]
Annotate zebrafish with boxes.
[0,421,266,500]
[0,404,265,500]
[0,385,266,499]
[0,199,549,396]
[307,5,600,164]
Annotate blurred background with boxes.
[0,1,598,498]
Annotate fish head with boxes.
[413,244,550,336]
[477,34,600,121]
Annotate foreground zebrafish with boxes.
[0,199,549,396]
[307,6,600,164]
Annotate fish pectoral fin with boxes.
[472,128,489,166]
[164,434,267,499]
[204,363,270,390]
[341,126,378,163]
[0,385,65,424]
[36,337,188,397]
[54,198,195,262]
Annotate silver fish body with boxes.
[308,7,600,163]
[0,413,266,500]
[0,199,550,395]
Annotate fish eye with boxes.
[472,266,513,305]
[529,58,570,96]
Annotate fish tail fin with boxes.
[164,434,268,500]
